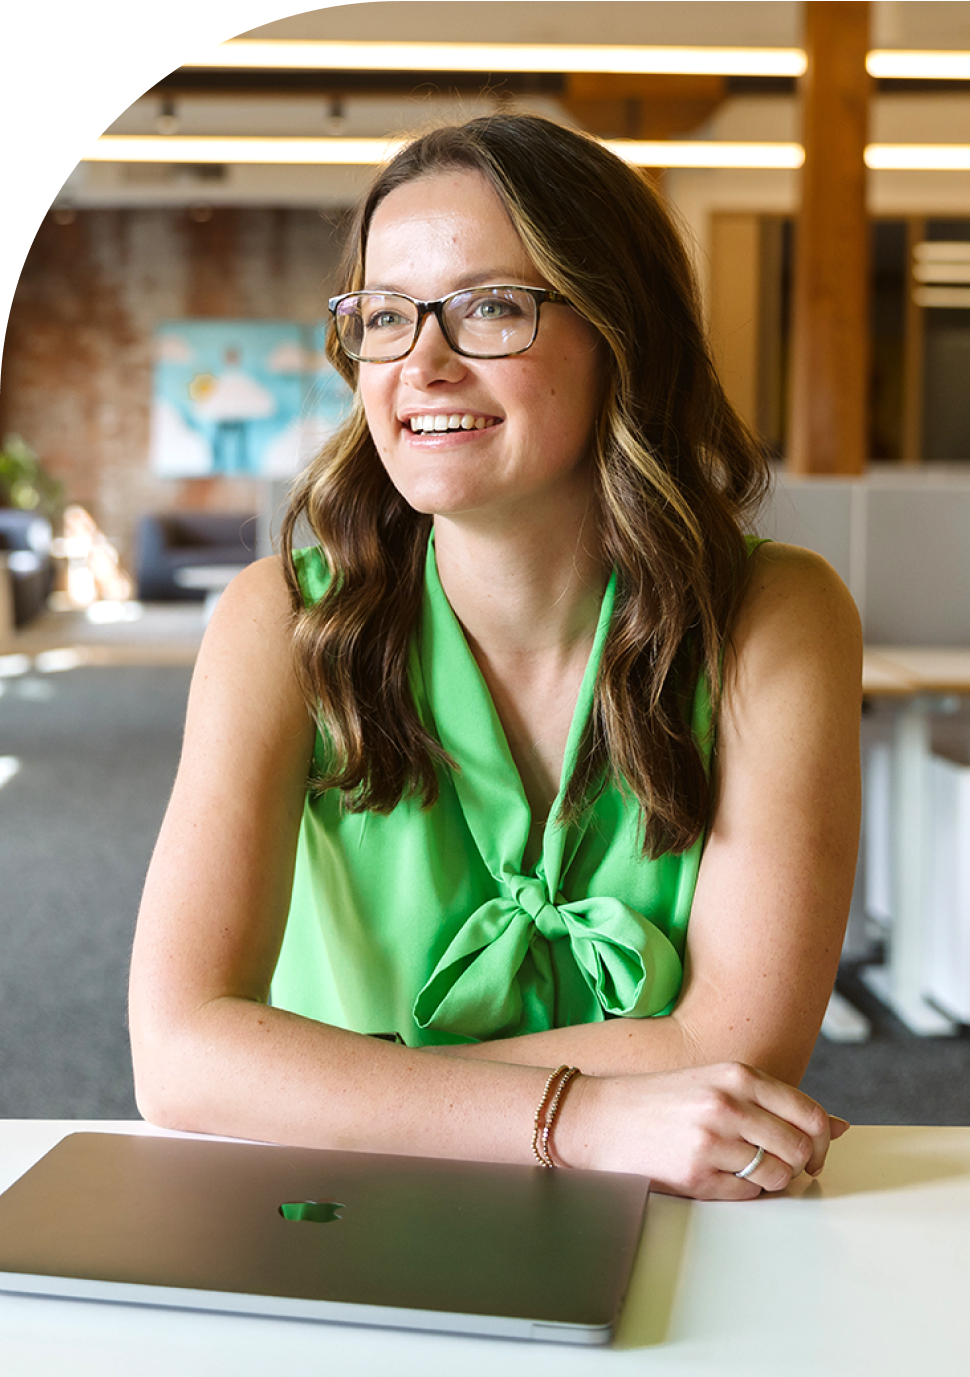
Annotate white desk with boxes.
[4,1120,970,1376]
[862,648,970,1035]
[172,564,248,618]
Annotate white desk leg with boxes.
[203,589,222,622]
[821,989,871,1042]
[862,697,957,1035]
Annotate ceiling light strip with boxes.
[867,50,970,80]
[85,136,407,165]
[913,242,970,263]
[87,136,970,171]
[913,263,970,284]
[865,145,970,170]
[179,40,808,77]
[607,141,804,169]
[174,40,970,81]
[88,135,803,169]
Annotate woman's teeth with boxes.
[408,414,497,433]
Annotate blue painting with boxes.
[150,320,351,479]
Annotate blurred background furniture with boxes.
[135,512,257,603]
[761,472,970,1037]
[0,510,54,629]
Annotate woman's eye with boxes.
[468,296,520,321]
[365,309,408,331]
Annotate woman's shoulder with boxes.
[193,555,299,686]
[728,541,862,691]
[172,553,315,802]
[214,553,295,620]
[205,546,330,621]
[743,539,858,622]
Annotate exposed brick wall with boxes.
[0,207,345,569]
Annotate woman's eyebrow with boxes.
[450,270,535,289]
[360,270,539,296]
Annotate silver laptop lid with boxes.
[0,1132,649,1345]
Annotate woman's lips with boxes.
[405,413,500,434]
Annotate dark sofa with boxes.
[0,508,54,627]
[135,512,258,602]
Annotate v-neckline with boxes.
[417,534,617,885]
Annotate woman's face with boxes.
[357,169,605,528]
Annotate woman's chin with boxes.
[387,475,493,521]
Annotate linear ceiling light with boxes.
[87,135,804,169]
[85,137,970,173]
[86,136,407,164]
[607,141,804,169]
[865,145,970,170]
[177,41,970,80]
[913,242,970,263]
[867,50,970,80]
[914,262,970,284]
[179,39,808,77]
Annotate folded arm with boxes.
[129,558,556,1162]
[128,546,858,1197]
[436,542,863,1085]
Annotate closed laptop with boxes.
[0,1132,649,1344]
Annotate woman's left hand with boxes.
[553,1061,849,1199]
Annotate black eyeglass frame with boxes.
[327,284,573,363]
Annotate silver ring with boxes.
[734,1145,765,1180]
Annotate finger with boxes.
[729,1103,823,1180]
[745,1077,833,1176]
[732,1142,766,1182]
[730,1144,794,1194]
[652,1172,761,1203]
[829,1115,850,1139]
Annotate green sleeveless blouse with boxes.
[271,536,713,1047]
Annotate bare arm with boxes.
[129,558,558,1163]
[129,548,854,1198]
[430,543,863,1086]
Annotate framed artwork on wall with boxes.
[150,320,350,479]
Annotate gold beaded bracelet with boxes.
[532,1065,581,1168]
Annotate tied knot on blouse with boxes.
[412,867,682,1039]
[410,540,687,1042]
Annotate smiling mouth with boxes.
[406,414,500,434]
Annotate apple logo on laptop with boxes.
[279,1200,345,1224]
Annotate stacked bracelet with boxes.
[532,1065,581,1168]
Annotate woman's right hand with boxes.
[555,1062,848,1200]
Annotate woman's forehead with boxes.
[363,170,534,284]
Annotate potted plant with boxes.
[0,435,64,629]
[0,433,64,519]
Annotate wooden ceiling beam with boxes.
[561,72,727,140]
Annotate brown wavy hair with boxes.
[281,113,770,856]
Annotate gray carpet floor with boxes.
[0,663,191,1118]
[802,966,970,1125]
[3,659,970,1125]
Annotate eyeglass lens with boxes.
[334,287,540,361]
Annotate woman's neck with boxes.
[432,508,609,842]
[431,508,609,666]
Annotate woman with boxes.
[129,114,861,1200]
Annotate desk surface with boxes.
[864,645,970,696]
[2,1120,970,1377]
[172,564,248,591]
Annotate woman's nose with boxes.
[400,311,466,384]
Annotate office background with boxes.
[3,1,970,1122]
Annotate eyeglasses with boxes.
[328,284,572,363]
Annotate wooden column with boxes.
[788,2,871,474]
